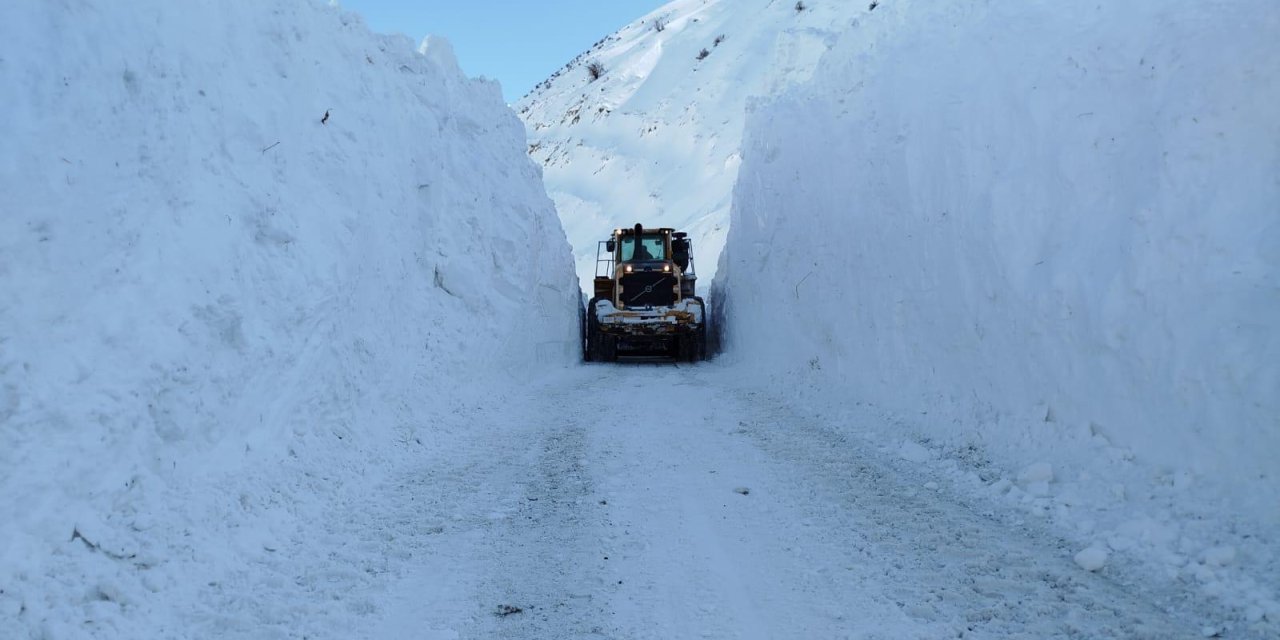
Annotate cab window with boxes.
[620,234,665,261]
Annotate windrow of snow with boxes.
[518,0,864,288]
[714,0,1278,631]
[0,0,577,635]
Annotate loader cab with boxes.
[594,224,697,307]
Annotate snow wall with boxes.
[715,1,1278,522]
[0,0,577,633]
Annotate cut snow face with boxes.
[714,0,1279,629]
[518,0,863,289]
[0,0,577,635]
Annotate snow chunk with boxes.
[898,440,932,463]
[1016,462,1054,486]
[1074,546,1109,572]
[419,35,460,74]
[1024,481,1052,498]
[1200,545,1236,567]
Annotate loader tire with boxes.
[592,332,614,362]
[598,332,617,362]
[586,297,617,363]
[675,333,695,363]
[584,299,599,362]
[580,296,590,361]
[684,298,707,363]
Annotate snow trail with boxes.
[42,358,1251,638]
[105,361,1247,638]
[363,364,1220,639]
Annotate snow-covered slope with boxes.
[518,0,863,288]
[715,0,1279,629]
[0,0,577,635]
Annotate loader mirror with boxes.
[672,238,690,272]
[606,240,616,253]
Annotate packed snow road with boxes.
[341,363,1207,639]
[175,363,1221,638]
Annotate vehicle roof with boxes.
[615,227,675,235]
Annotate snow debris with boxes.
[1023,482,1052,499]
[418,34,461,73]
[1016,462,1054,486]
[903,602,939,621]
[495,604,524,617]
[897,440,932,463]
[1200,546,1237,568]
[1074,546,1109,572]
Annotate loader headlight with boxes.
[624,264,633,273]
[663,263,672,273]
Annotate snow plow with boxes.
[584,224,706,362]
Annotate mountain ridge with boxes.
[518,0,864,287]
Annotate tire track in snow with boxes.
[474,416,617,639]
[374,384,617,639]
[731,383,1212,638]
[581,365,924,639]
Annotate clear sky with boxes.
[337,0,668,103]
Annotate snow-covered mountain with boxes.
[518,0,863,288]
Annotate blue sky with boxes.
[338,0,667,102]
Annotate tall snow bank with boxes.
[715,0,1278,614]
[0,0,576,634]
